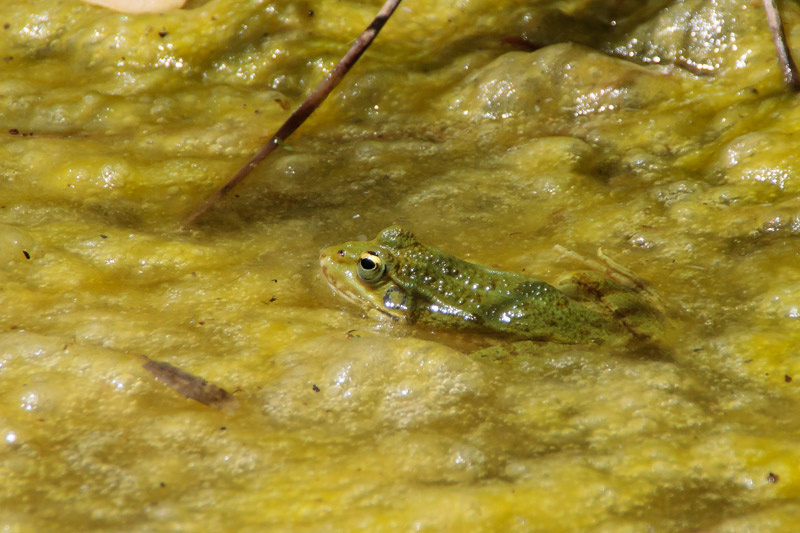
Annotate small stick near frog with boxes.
[183,0,404,227]
[763,0,800,91]
[139,354,240,414]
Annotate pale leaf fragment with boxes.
[81,0,186,14]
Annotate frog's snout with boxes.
[319,246,345,283]
[319,250,331,277]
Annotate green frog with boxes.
[319,226,664,347]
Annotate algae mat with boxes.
[2,0,800,530]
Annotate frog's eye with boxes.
[356,251,386,283]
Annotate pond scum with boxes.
[2,0,800,530]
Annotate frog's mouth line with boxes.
[321,267,397,321]
[328,281,398,321]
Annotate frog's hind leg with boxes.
[553,246,644,289]
[553,245,665,313]
[552,246,666,342]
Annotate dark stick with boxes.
[183,0,404,227]
[763,0,800,91]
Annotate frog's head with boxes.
[319,226,416,321]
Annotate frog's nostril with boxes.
[337,249,345,257]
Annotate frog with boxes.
[319,225,664,349]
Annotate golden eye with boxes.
[356,251,386,283]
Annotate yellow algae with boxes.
[2,0,800,531]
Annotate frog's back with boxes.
[390,241,617,344]
[478,280,621,343]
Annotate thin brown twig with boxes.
[763,0,800,91]
[183,0,404,227]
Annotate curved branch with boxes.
[183,0,404,227]
[763,0,800,91]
